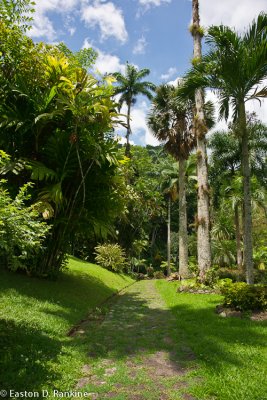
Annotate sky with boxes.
[28,0,267,146]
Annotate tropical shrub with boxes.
[220,282,267,311]
[0,180,49,273]
[153,270,165,279]
[94,243,126,272]
[146,265,154,278]
[218,267,246,282]
[203,266,220,286]
[160,260,176,273]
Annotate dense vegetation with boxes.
[0,0,266,397]
[0,0,266,285]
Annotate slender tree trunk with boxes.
[179,156,189,277]
[239,101,254,284]
[234,204,243,269]
[125,102,132,157]
[167,196,171,276]
[192,0,211,282]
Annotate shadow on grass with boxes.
[0,267,120,328]
[1,274,266,395]
[0,266,130,392]
[0,318,63,391]
[81,286,267,374]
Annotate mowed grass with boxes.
[0,257,133,393]
[156,280,267,400]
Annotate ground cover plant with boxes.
[0,257,133,393]
[157,280,267,400]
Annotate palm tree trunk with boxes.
[192,0,211,282]
[125,102,132,157]
[167,196,171,276]
[239,101,254,284]
[179,156,189,278]
[234,204,243,269]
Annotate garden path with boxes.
[76,280,198,400]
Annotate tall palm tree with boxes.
[148,84,195,278]
[160,163,179,276]
[179,12,267,283]
[113,63,156,156]
[191,0,212,283]
[209,121,267,270]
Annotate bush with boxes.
[220,282,267,311]
[153,270,165,279]
[94,243,126,272]
[178,278,217,293]
[203,266,219,287]
[188,256,198,277]
[254,269,267,284]
[146,265,154,278]
[0,180,50,273]
[218,267,245,282]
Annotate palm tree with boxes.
[209,121,267,270]
[180,13,267,282]
[148,84,195,278]
[113,63,156,156]
[191,0,212,283]
[160,163,179,276]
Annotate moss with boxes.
[189,23,205,37]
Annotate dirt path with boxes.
[76,280,198,400]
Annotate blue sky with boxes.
[29,0,267,146]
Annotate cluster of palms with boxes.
[114,1,267,284]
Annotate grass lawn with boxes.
[0,257,133,394]
[156,280,267,400]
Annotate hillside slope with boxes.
[0,257,134,393]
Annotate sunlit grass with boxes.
[156,280,267,400]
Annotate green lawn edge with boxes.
[0,257,134,394]
[156,280,267,400]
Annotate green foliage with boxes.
[0,0,35,31]
[160,260,176,272]
[188,256,198,277]
[253,245,267,268]
[221,282,267,311]
[218,267,245,282]
[203,266,220,287]
[178,278,215,293]
[0,180,49,272]
[0,19,127,274]
[94,243,126,272]
[153,270,165,279]
[146,265,154,278]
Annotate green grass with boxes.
[0,257,133,394]
[156,280,267,400]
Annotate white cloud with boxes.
[198,0,266,32]
[139,0,171,8]
[133,36,147,55]
[29,0,79,40]
[82,38,125,75]
[81,1,128,43]
[161,67,177,81]
[29,13,56,41]
[69,27,76,36]
[30,0,128,43]
[115,101,160,146]
[137,0,171,17]
[115,136,135,146]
